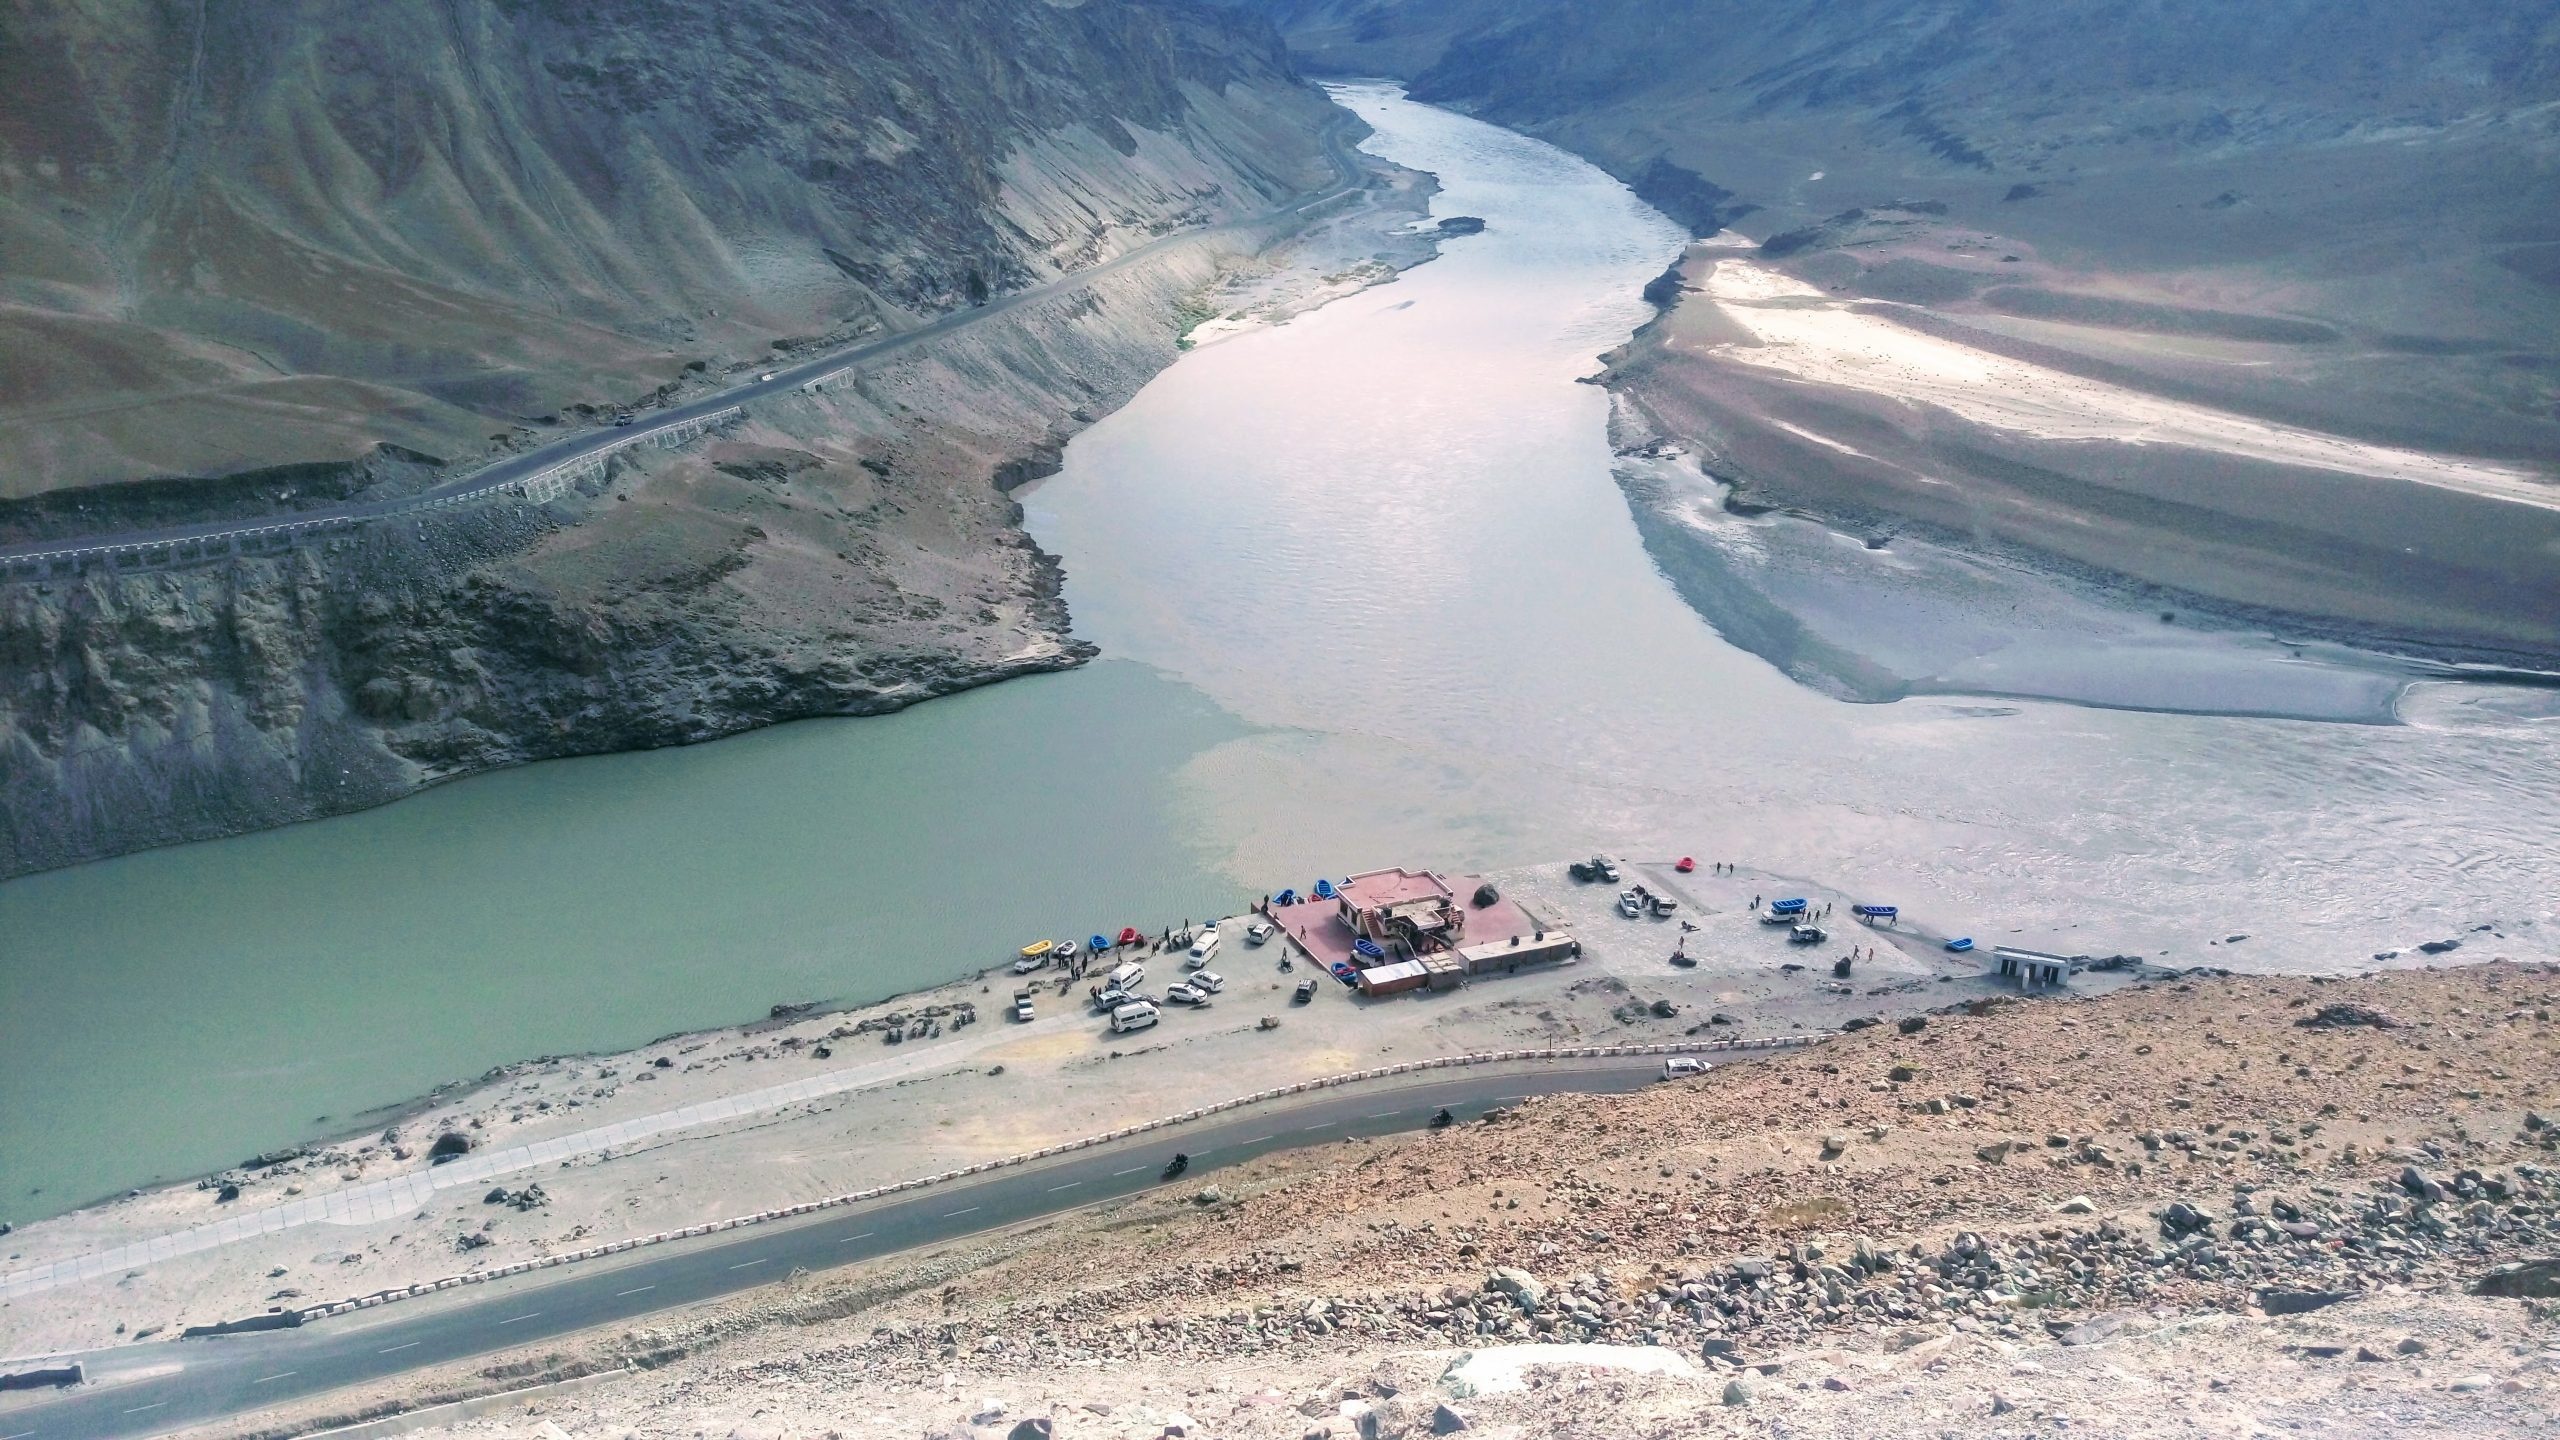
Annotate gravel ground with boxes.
[183,962,2556,1439]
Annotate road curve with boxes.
[0,1051,1787,1440]
[0,121,1372,573]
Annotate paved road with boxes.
[0,1052,1783,1440]
[1,124,1371,573]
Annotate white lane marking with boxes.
[380,1341,420,1354]
[1301,1122,1335,1132]
[837,1231,874,1244]
[945,1206,980,1217]
[6,1427,38,1439]
[123,1403,169,1414]
[1048,1181,1083,1192]
[1113,1166,1147,1177]
[1366,1110,1403,1119]
[496,1312,542,1325]
[1244,1135,1274,1145]
[727,1258,768,1270]
[615,1285,656,1297]
[253,1372,296,1384]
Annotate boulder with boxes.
[1431,1402,1470,1434]
[2055,1313,2130,1347]
[1006,1421,1054,1440]
[428,1132,472,1162]
[2470,1259,2560,1299]
[1721,1377,1755,1407]
[2400,1166,2448,1204]
[1487,1267,1547,1311]
[2295,1004,2398,1029]
[2258,1289,2353,1316]
[1896,1017,1927,1034]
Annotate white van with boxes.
[1187,929,1222,967]
[1110,1002,1160,1034]
[1107,961,1146,992]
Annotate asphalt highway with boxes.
[0,122,1370,571]
[0,1050,1787,1440]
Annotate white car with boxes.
[1246,921,1274,946]
[1012,953,1047,974]
[1662,1057,1710,1079]
[1617,891,1644,918]
[1164,985,1207,1006]
[1092,986,1138,1012]
[1013,995,1035,1023]
[1189,970,1225,994]
[1187,930,1222,966]
[759,371,776,381]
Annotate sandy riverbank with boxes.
[1603,238,2560,716]
[0,858,2133,1357]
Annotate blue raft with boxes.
[1944,937,1976,953]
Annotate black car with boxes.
[1293,979,1317,1004]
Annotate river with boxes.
[3,85,2554,1222]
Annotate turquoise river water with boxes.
[3,86,2554,1222]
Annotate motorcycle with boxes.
[1430,1107,1455,1129]
[1163,1152,1190,1180]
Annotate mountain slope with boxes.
[0,0,1335,498]
[1244,0,2560,685]
[0,0,1407,876]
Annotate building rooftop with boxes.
[1339,867,1456,912]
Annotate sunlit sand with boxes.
[1698,259,2560,511]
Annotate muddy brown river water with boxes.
[2,86,2553,1223]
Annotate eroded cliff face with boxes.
[0,229,1293,876]
[0,0,1375,876]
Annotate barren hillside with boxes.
[208,963,2560,1438]
[0,0,1338,500]
[0,0,1425,875]
[1242,0,2560,681]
